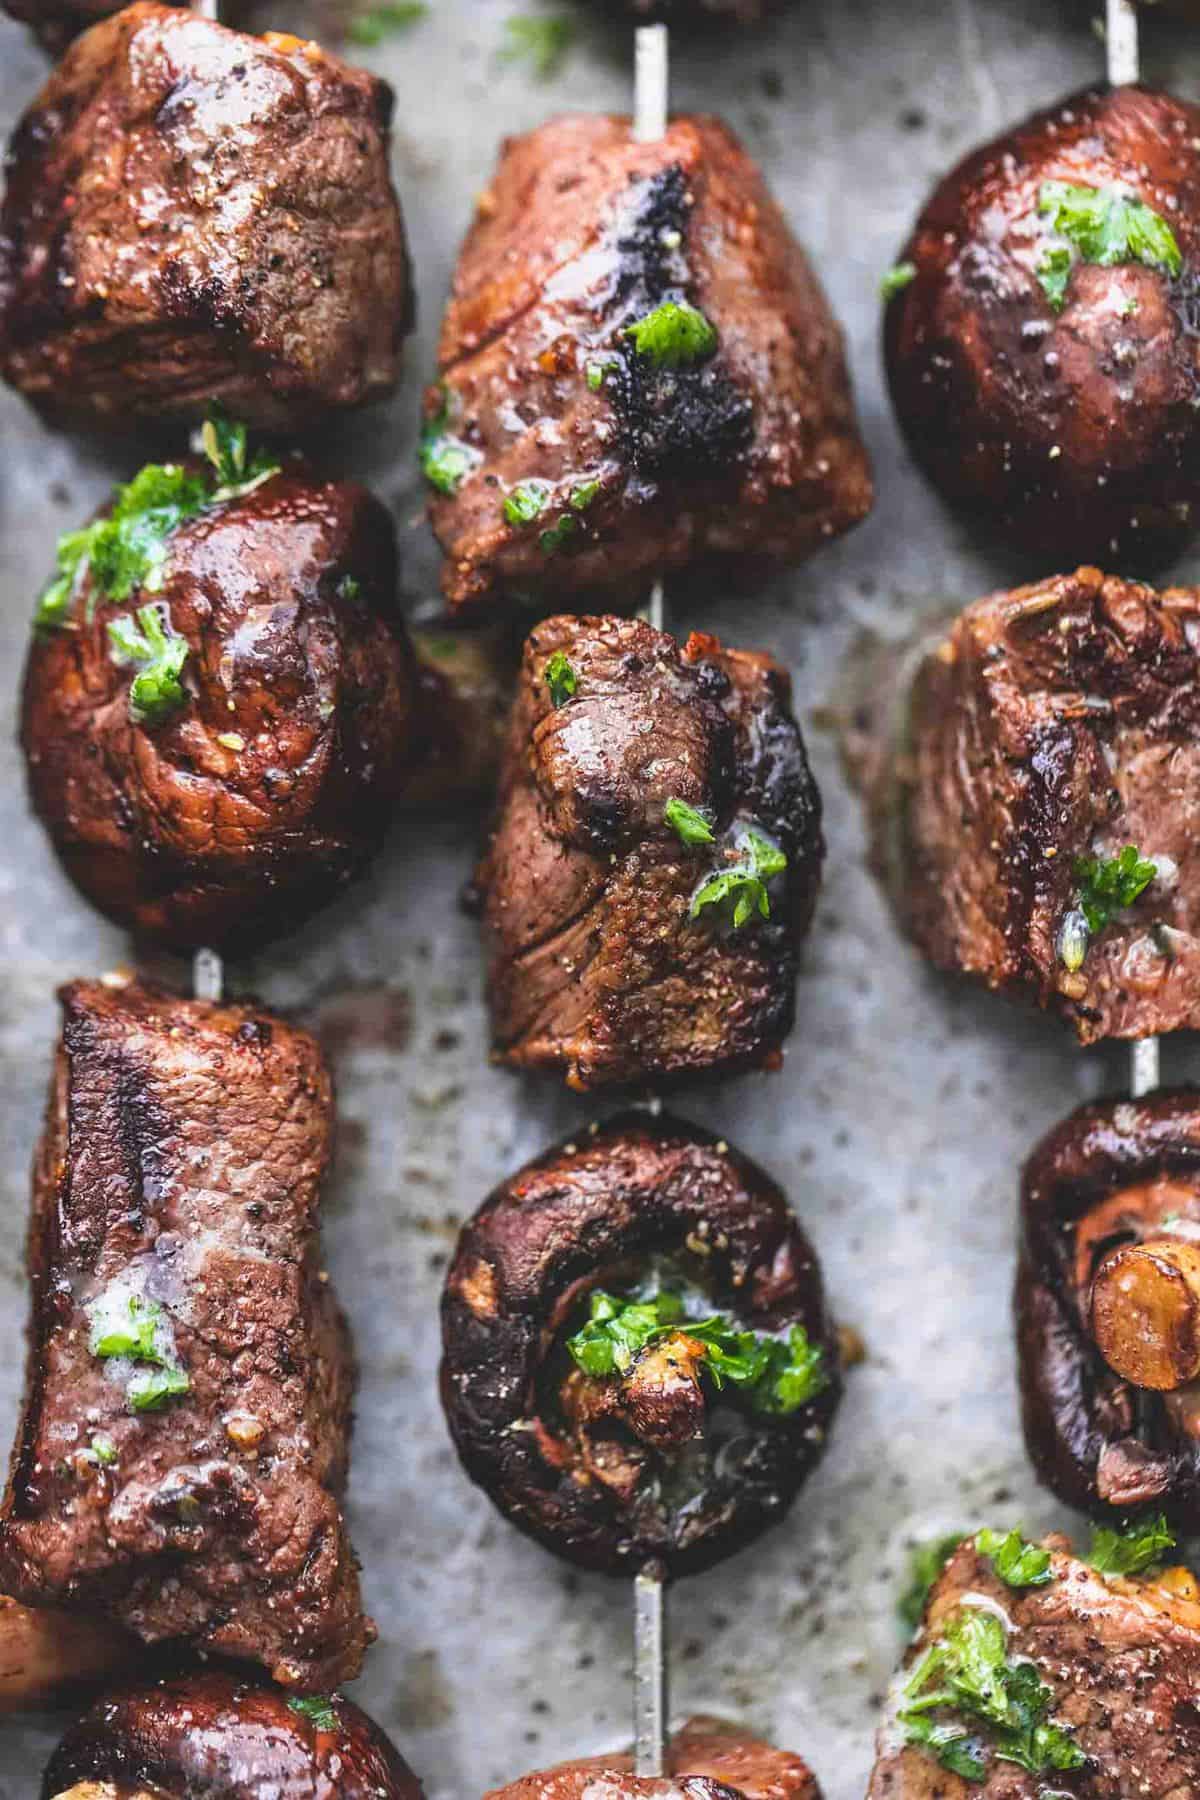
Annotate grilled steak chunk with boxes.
[441,1114,840,1578]
[0,979,370,1691]
[21,449,415,953]
[894,566,1200,1043]
[3,0,175,53]
[885,84,1200,567]
[423,113,870,612]
[475,614,823,1089]
[1018,1089,1200,1522]
[486,1716,820,1799]
[42,1673,425,1798]
[869,1533,1200,1799]
[0,4,412,431]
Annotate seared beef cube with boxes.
[486,1717,820,1799]
[21,444,415,953]
[475,614,823,1089]
[869,1532,1200,1799]
[898,566,1200,1043]
[1018,1088,1200,1522]
[441,1113,840,1578]
[424,113,871,613]
[885,85,1200,567]
[0,4,412,431]
[42,1673,425,1798]
[0,979,370,1692]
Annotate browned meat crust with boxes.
[0,979,371,1692]
[475,615,823,1089]
[868,1534,1200,1799]
[440,1114,840,1578]
[486,1716,820,1799]
[898,566,1200,1043]
[885,85,1200,567]
[1018,1089,1200,1521]
[42,1672,425,1798]
[0,4,412,431]
[425,112,870,613]
[21,460,415,953]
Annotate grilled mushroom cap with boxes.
[1018,1090,1200,1519]
[440,1113,840,1577]
[42,1673,425,1799]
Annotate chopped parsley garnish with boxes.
[880,261,917,299]
[35,412,278,632]
[665,797,716,847]
[503,481,551,527]
[348,0,426,43]
[420,388,481,497]
[499,13,573,78]
[1059,844,1156,972]
[691,827,787,929]
[1088,1512,1176,1578]
[1036,180,1182,311]
[288,1695,341,1731]
[88,1289,189,1414]
[899,1606,1084,1785]
[544,649,578,708]
[586,360,617,391]
[899,1534,964,1631]
[568,479,601,511]
[567,1287,826,1415]
[88,1434,118,1466]
[624,300,718,370]
[539,514,578,555]
[337,575,361,604]
[128,1366,191,1412]
[975,1527,1053,1590]
[107,602,189,727]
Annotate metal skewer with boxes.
[631,21,671,1782]
[1102,0,1157,1101]
[192,947,224,1004]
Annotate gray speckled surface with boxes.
[4,1,1200,1795]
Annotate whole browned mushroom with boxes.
[0,1597,141,1713]
[1018,1090,1200,1519]
[0,4,412,433]
[440,1114,840,1577]
[486,1716,820,1799]
[41,1673,424,1798]
[885,85,1200,568]
[21,435,417,953]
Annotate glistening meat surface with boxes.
[0,979,370,1691]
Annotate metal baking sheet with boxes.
[5,1,1200,1793]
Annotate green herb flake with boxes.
[34,412,275,633]
[107,602,189,727]
[288,1695,341,1732]
[565,1287,826,1415]
[538,514,578,555]
[1036,180,1183,311]
[975,1527,1053,1590]
[899,1534,964,1631]
[348,0,426,42]
[337,575,361,604]
[89,1292,164,1362]
[544,649,578,708]
[88,1433,118,1466]
[586,360,617,391]
[499,14,573,79]
[691,827,787,930]
[503,481,551,528]
[881,261,917,300]
[1089,1513,1176,1578]
[569,479,601,512]
[128,1365,191,1412]
[665,797,716,847]
[1075,844,1157,936]
[899,1606,1085,1785]
[625,300,718,371]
